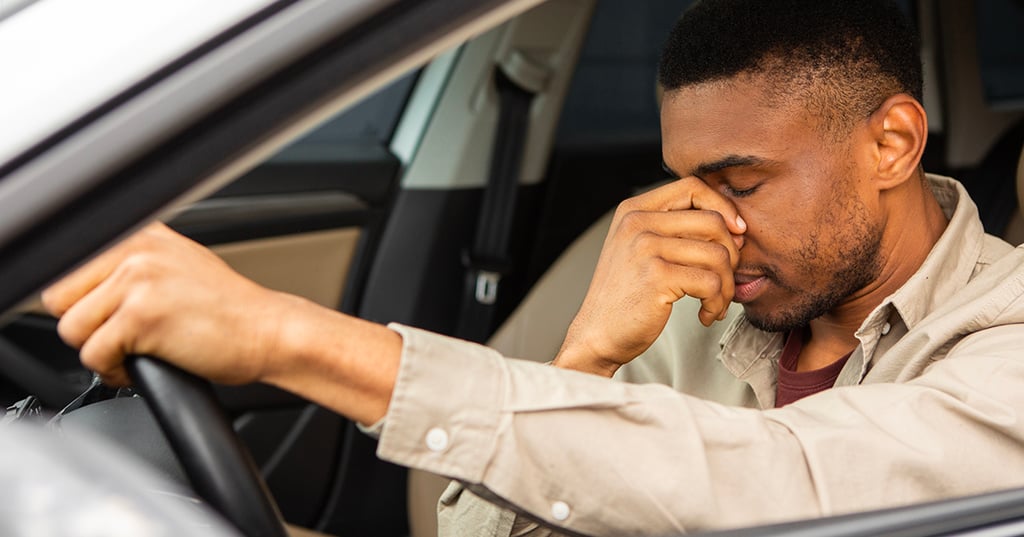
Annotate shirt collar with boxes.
[883,175,984,331]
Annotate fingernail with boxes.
[735,215,747,232]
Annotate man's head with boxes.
[659,0,922,141]
[657,0,931,333]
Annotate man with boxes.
[41,0,1024,536]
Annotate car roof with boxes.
[0,0,277,165]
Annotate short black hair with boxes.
[658,0,922,136]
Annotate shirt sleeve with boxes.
[436,481,569,537]
[377,323,1024,535]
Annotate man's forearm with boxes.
[262,298,402,426]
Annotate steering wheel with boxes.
[126,356,289,537]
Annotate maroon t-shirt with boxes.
[775,328,851,408]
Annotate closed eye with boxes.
[725,184,758,198]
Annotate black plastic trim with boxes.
[169,192,375,245]
[210,143,400,205]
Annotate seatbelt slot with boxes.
[474,270,501,305]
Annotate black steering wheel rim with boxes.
[126,356,288,537]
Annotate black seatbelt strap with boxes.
[456,64,539,343]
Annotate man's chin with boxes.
[739,300,805,333]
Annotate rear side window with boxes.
[977,0,1024,108]
[554,0,693,148]
[555,0,921,148]
[270,72,417,159]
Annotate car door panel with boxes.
[210,227,361,310]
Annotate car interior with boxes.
[1,0,1022,536]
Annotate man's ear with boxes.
[868,93,927,190]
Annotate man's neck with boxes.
[800,176,948,372]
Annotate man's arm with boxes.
[41,223,399,425]
[379,322,1024,535]
[552,177,746,376]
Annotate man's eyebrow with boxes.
[689,155,769,178]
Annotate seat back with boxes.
[1018,139,1024,216]
[1001,138,1024,245]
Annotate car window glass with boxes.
[267,71,417,161]
[976,0,1024,108]
[554,0,693,148]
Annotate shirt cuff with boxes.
[375,323,507,483]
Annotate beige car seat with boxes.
[1020,142,1024,216]
[999,140,1024,244]
[1008,141,1024,245]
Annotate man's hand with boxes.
[553,177,746,377]
[41,222,402,425]
[41,223,297,387]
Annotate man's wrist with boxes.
[258,295,402,425]
[255,291,318,384]
[552,345,621,377]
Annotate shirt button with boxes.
[425,428,449,452]
[881,322,892,336]
[551,501,571,521]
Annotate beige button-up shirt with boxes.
[375,175,1024,536]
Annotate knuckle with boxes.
[648,257,671,280]
[633,230,658,253]
[617,197,640,214]
[56,317,86,349]
[79,347,111,376]
[688,269,721,297]
[679,176,704,190]
[118,253,157,279]
[704,274,724,296]
[698,209,727,227]
[119,293,156,330]
[618,210,644,233]
[707,242,731,266]
[81,340,128,384]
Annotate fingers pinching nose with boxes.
[732,234,745,250]
[735,215,747,232]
